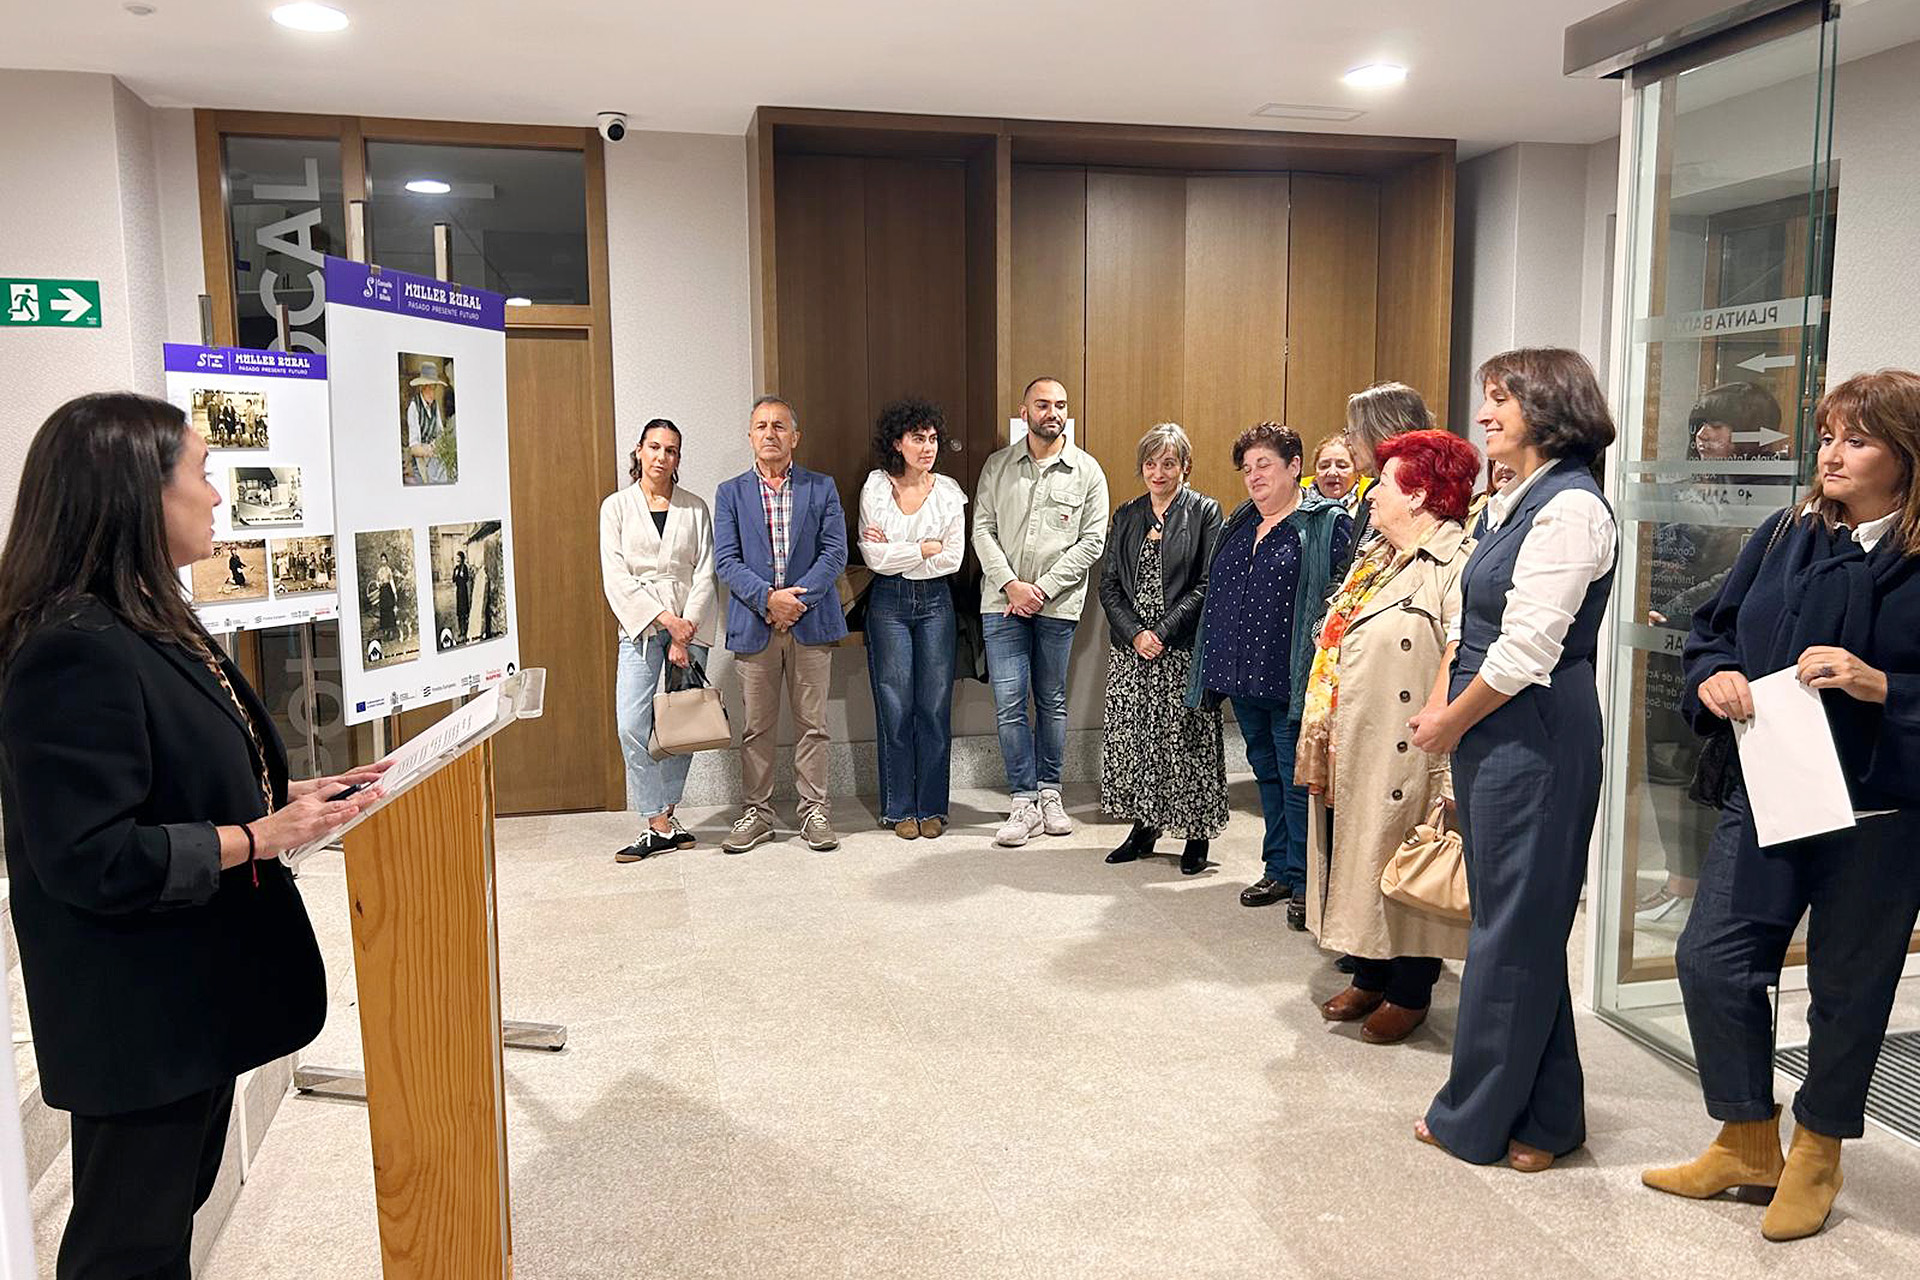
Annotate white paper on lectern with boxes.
[1734,668,1856,847]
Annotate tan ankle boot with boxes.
[1761,1124,1843,1242]
[1642,1106,1784,1200]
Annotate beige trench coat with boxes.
[1305,521,1473,962]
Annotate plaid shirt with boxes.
[758,468,793,589]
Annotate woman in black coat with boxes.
[1097,423,1227,874]
[0,393,382,1279]
[1642,370,1920,1243]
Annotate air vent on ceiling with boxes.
[1251,102,1367,123]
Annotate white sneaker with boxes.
[995,800,1044,847]
[1634,886,1692,924]
[1038,788,1073,836]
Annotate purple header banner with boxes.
[323,256,505,332]
[163,343,327,380]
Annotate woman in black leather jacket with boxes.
[1097,423,1227,874]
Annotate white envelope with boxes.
[1733,667,1856,848]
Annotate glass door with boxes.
[1594,8,1840,1058]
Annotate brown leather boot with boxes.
[1643,1107,1784,1201]
[1761,1124,1843,1242]
[1319,985,1385,1022]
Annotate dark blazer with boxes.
[1099,487,1224,649]
[712,463,850,653]
[0,600,326,1116]
[1684,507,1920,813]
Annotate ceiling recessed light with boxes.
[405,178,452,195]
[505,297,533,307]
[271,3,349,33]
[1252,102,1367,123]
[123,3,157,15]
[1343,63,1407,88]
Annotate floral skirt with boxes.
[1100,643,1229,840]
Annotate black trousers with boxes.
[60,1079,234,1280]
[1677,791,1920,1139]
[1348,956,1444,1009]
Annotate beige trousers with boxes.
[736,630,833,816]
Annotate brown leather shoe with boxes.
[893,819,920,840]
[919,817,944,839]
[1319,985,1386,1022]
[1360,1001,1429,1044]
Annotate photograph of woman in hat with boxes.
[398,353,457,486]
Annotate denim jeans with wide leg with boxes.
[865,575,958,823]
[615,630,709,820]
[982,611,1077,798]
[1230,695,1308,894]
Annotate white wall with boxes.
[1825,39,1920,380]
[0,72,202,538]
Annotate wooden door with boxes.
[489,327,610,813]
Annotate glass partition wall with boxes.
[1594,11,1841,1057]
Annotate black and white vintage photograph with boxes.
[397,352,458,486]
[189,538,268,605]
[354,528,420,668]
[190,387,269,449]
[229,466,304,527]
[429,519,508,651]
[269,535,336,597]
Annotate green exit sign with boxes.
[2,278,101,328]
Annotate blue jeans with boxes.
[1231,696,1308,892]
[982,612,1077,799]
[615,631,709,819]
[864,575,957,823]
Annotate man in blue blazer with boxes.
[713,395,849,852]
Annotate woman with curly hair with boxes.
[857,397,966,838]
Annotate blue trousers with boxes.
[614,631,709,820]
[983,612,1076,798]
[864,575,957,823]
[1426,672,1599,1164]
[1678,788,1920,1138]
[1230,696,1308,893]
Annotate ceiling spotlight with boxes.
[123,3,158,15]
[405,178,452,195]
[271,3,350,33]
[1342,63,1407,88]
[505,297,533,307]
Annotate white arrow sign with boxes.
[1732,426,1793,449]
[51,287,92,324]
[1736,352,1796,373]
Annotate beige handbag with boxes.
[1380,800,1471,922]
[647,656,732,760]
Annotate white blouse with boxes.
[857,470,967,580]
[1448,458,1618,696]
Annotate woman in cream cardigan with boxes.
[600,418,718,861]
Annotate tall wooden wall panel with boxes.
[964,139,1011,498]
[1008,167,1088,441]
[773,154,870,493]
[1183,174,1290,507]
[1376,153,1456,429]
[1086,171,1187,501]
[862,158,970,506]
[1285,175,1381,454]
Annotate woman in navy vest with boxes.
[1408,348,1617,1173]
[1642,370,1920,1242]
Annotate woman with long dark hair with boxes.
[0,393,380,1277]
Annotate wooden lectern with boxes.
[299,673,544,1278]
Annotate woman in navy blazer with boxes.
[0,394,381,1277]
[1644,370,1920,1242]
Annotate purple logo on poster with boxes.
[163,343,326,379]
[323,256,505,332]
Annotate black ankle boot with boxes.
[1180,839,1210,875]
[1105,822,1156,864]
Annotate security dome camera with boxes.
[596,112,629,142]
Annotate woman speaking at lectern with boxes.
[0,393,381,1278]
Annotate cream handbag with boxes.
[647,656,732,760]
[1380,800,1471,922]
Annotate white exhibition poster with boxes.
[322,256,520,725]
[1734,667,1857,847]
[163,344,338,632]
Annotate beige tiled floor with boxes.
[195,785,1920,1279]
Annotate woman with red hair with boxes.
[1297,428,1482,1043]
